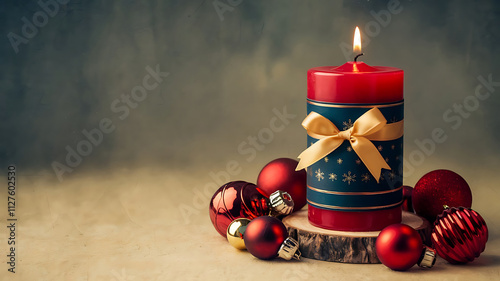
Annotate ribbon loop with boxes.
[296,108,403,183]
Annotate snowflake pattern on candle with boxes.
[342,119,354,130]
[342,171,356,185]
[361,173,371,182]
[307,142,402,189]
[315,169,324,181]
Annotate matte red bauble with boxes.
[227,217,301,260]
[257,158,307,212]
[209,181,271,237]
[413,170,472,222]
[243,216,289,260]
[432,206,488,264]
[376,224,424,271]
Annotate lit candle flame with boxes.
[353,26,362,54]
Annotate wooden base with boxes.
[283,209,431,264]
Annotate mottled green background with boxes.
[1,1,500,279]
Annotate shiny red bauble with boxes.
[413,170,472,222]
[257,158,307,212]
[209,181,270,237]
[243,216,288,260]
[376,224,423,271]
[432,206,488,264]
[401,185,414,213]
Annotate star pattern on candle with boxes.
[378,145,383,151]
[342,119,354,130]
[385,157,389,163]
[315,169,324,181]
[324,157,329,163]
[346,146,353,152]
[388,171,396,180]
[342,171,356,185]
[361,173,370,182]
[355,159,361,165]
[328,173,337,181]
[391,144,396,150]
[337,158,343,164]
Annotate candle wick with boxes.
[354,53,364,62]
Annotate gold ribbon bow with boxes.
[296,108,403,183]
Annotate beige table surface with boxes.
[1,163,499,281]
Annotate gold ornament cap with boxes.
[226,218,251,250]
[268,190,294,216]
[418,246,436,268]
[278,237,301,260]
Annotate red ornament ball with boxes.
[257,158,307,212]
[243,216,288,260]
[376,224,423,271]
[401,185,414,213]
[209,181,270,237]
[413,170,472,222]
[432,206,488,264]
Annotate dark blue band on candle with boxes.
[305,99,404,211]
[307,199,403,211]
[307,185,403,209]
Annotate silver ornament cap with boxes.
[418,246,436,268]
[278,237,301,260]
[268,190,294,216]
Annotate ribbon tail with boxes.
[296,138,343,171]
[351,137,391,183]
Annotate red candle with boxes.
[304,27,404,231]
[307,62,403,103]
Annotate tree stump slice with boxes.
[283,209,431,264]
